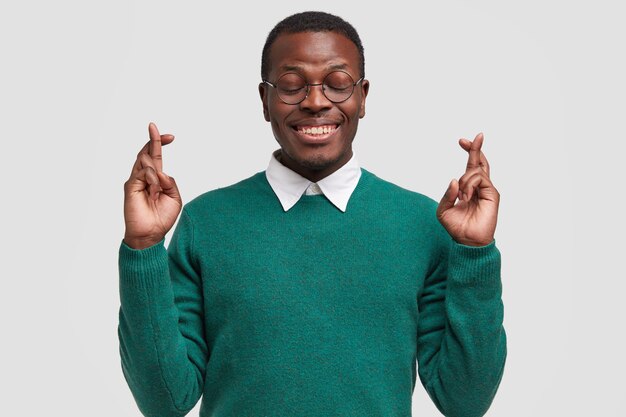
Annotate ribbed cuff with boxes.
[118,238,170,290]
[448,240,501,286]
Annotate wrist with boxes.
[452,237,494,247]
[123,235,163,250]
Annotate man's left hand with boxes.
[436,132,500,247]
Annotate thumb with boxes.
[156,171,181,202]
[437,179,458,217]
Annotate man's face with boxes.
[259,31,369,181]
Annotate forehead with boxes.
[268,31,360,78]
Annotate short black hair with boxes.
[261,11,365,81]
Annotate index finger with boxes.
[466,132,484,171]
[137,133,175,157]
[460,136,490,176]
[148,122,163,172]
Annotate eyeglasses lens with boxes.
[276,71,355,104]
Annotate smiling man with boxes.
[118,11,506,417]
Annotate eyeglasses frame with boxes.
[262,70,365,105]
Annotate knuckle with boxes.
[140,155,155,168]
[124,177,143,190]
[471,170,484,179]
[471,170,486,181]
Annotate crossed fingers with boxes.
[131,123,174,174]
[129,123,175,200]
[457,132,496,202]
[460,132,490,176]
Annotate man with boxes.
[119,11,506,417]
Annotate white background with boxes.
[1,0,624,416]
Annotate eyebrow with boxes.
[279,63,349,72]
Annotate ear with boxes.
[358,79,370,119]
[258,83,270,122]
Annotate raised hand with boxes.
[123,122,182,249]
[436,133,500,247]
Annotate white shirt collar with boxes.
[265,149,361,212]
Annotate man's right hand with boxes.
[123,122,182,249]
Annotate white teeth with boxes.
[299,125,336,135]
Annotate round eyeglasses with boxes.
[262,70,364,105]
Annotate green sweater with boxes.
[118,169,506,417]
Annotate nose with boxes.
[299,83,333,113]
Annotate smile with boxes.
[291,124,340,143]
[296,124,338,135]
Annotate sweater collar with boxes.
[265,149,361,212]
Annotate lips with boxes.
[291,124,339,143]
[290,119,342,143]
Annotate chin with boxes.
[292,148,348,171]
[298,156,335,171]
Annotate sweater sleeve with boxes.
[117,208,208,417]
[416,233,507,417]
